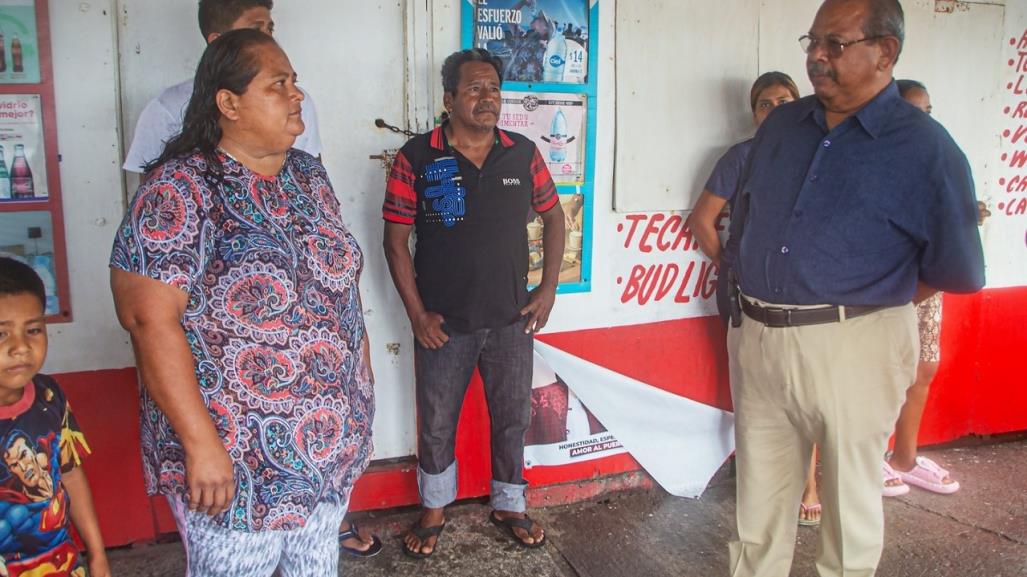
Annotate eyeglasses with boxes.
[799,34,886,58]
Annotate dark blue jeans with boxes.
[415,320,533,512]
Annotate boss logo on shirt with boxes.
[503,178,522,186]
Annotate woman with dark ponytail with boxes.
[111,28,375,576]
[145,28,272,182]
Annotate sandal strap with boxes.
[914,456,949,478]
[338,527,356,540]
[497,514,536,531]
[882,460,902,481]
[410,522,445,540]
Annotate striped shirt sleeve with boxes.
[383,151,418,224]
[530,147,559,212]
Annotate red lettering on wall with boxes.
[620,264,675,305]
[618,214,700,253]
[1012,101,1027,119]
[638,213,665,253]
[615,214,716,307]
[1009,149,1027,169]
[1013,74,1027,96]
[622,214,646,248]
[1002,197,1027,215]
[675,262,695,304]
[1010,125,1027,144]
[1017,29,1027,51]
[1007,175,1027,193]
[657,215,683,251]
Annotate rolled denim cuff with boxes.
[490,479,527,513]
[418,460,457,509]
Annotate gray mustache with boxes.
[807,63,837,80]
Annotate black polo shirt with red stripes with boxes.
[383,123,559,333]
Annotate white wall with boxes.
[985,0,1027,288]
[45,0,134,372]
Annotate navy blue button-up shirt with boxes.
[732,81,985,306]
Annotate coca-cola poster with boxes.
[0,0,41,84]
[0,94,47,201]
[472,0,589,84]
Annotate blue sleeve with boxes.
[109,160,214,294]
[703,140,752,201]
[917,135,985,293]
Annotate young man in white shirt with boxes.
[123,0,322,173]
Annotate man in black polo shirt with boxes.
[383,48,565,558]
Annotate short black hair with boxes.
[862,0,904,62]
[198,0,273,39]
[896,79,926,98]
[441,48,504,96]
[0,257,45,310]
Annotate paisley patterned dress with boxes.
[111,150,374,532]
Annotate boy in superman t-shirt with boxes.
[0,257,110,577]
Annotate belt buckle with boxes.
[784,308,793,327]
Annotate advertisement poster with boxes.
[0,0,40,84]
[499,91,586,184]
[524,351,626,468]
[528,192,584,286]
[0,211,59,315]
[0,94,46,200]
[533,341,736,497]
[473,0,589,84]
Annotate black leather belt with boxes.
[741,299,883,327]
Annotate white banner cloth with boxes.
[533,340,735,497]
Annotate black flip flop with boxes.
[338,520,383,558]
[489,511,547,549]
[402,520,446,559]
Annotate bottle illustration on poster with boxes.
[0,94,47,201]
[474,0,589,84]
[541,108,576,163]
[0,1,41,84]
[0,144,11,199]
[499,92,586,184]
[10,142,31,197]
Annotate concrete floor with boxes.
[108,439,1027,577]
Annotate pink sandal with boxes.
[882,461,910,497]
[895,456,960,494]
[798,502,821,527]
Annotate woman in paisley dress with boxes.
[109,29,373,577]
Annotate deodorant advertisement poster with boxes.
[498,91,586,185]
[0,94,47,201]
[0,0,40,84]
[473,0,589,84]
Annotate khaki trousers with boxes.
[727,302,918,577]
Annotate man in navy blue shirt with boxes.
[726,1,984,576]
